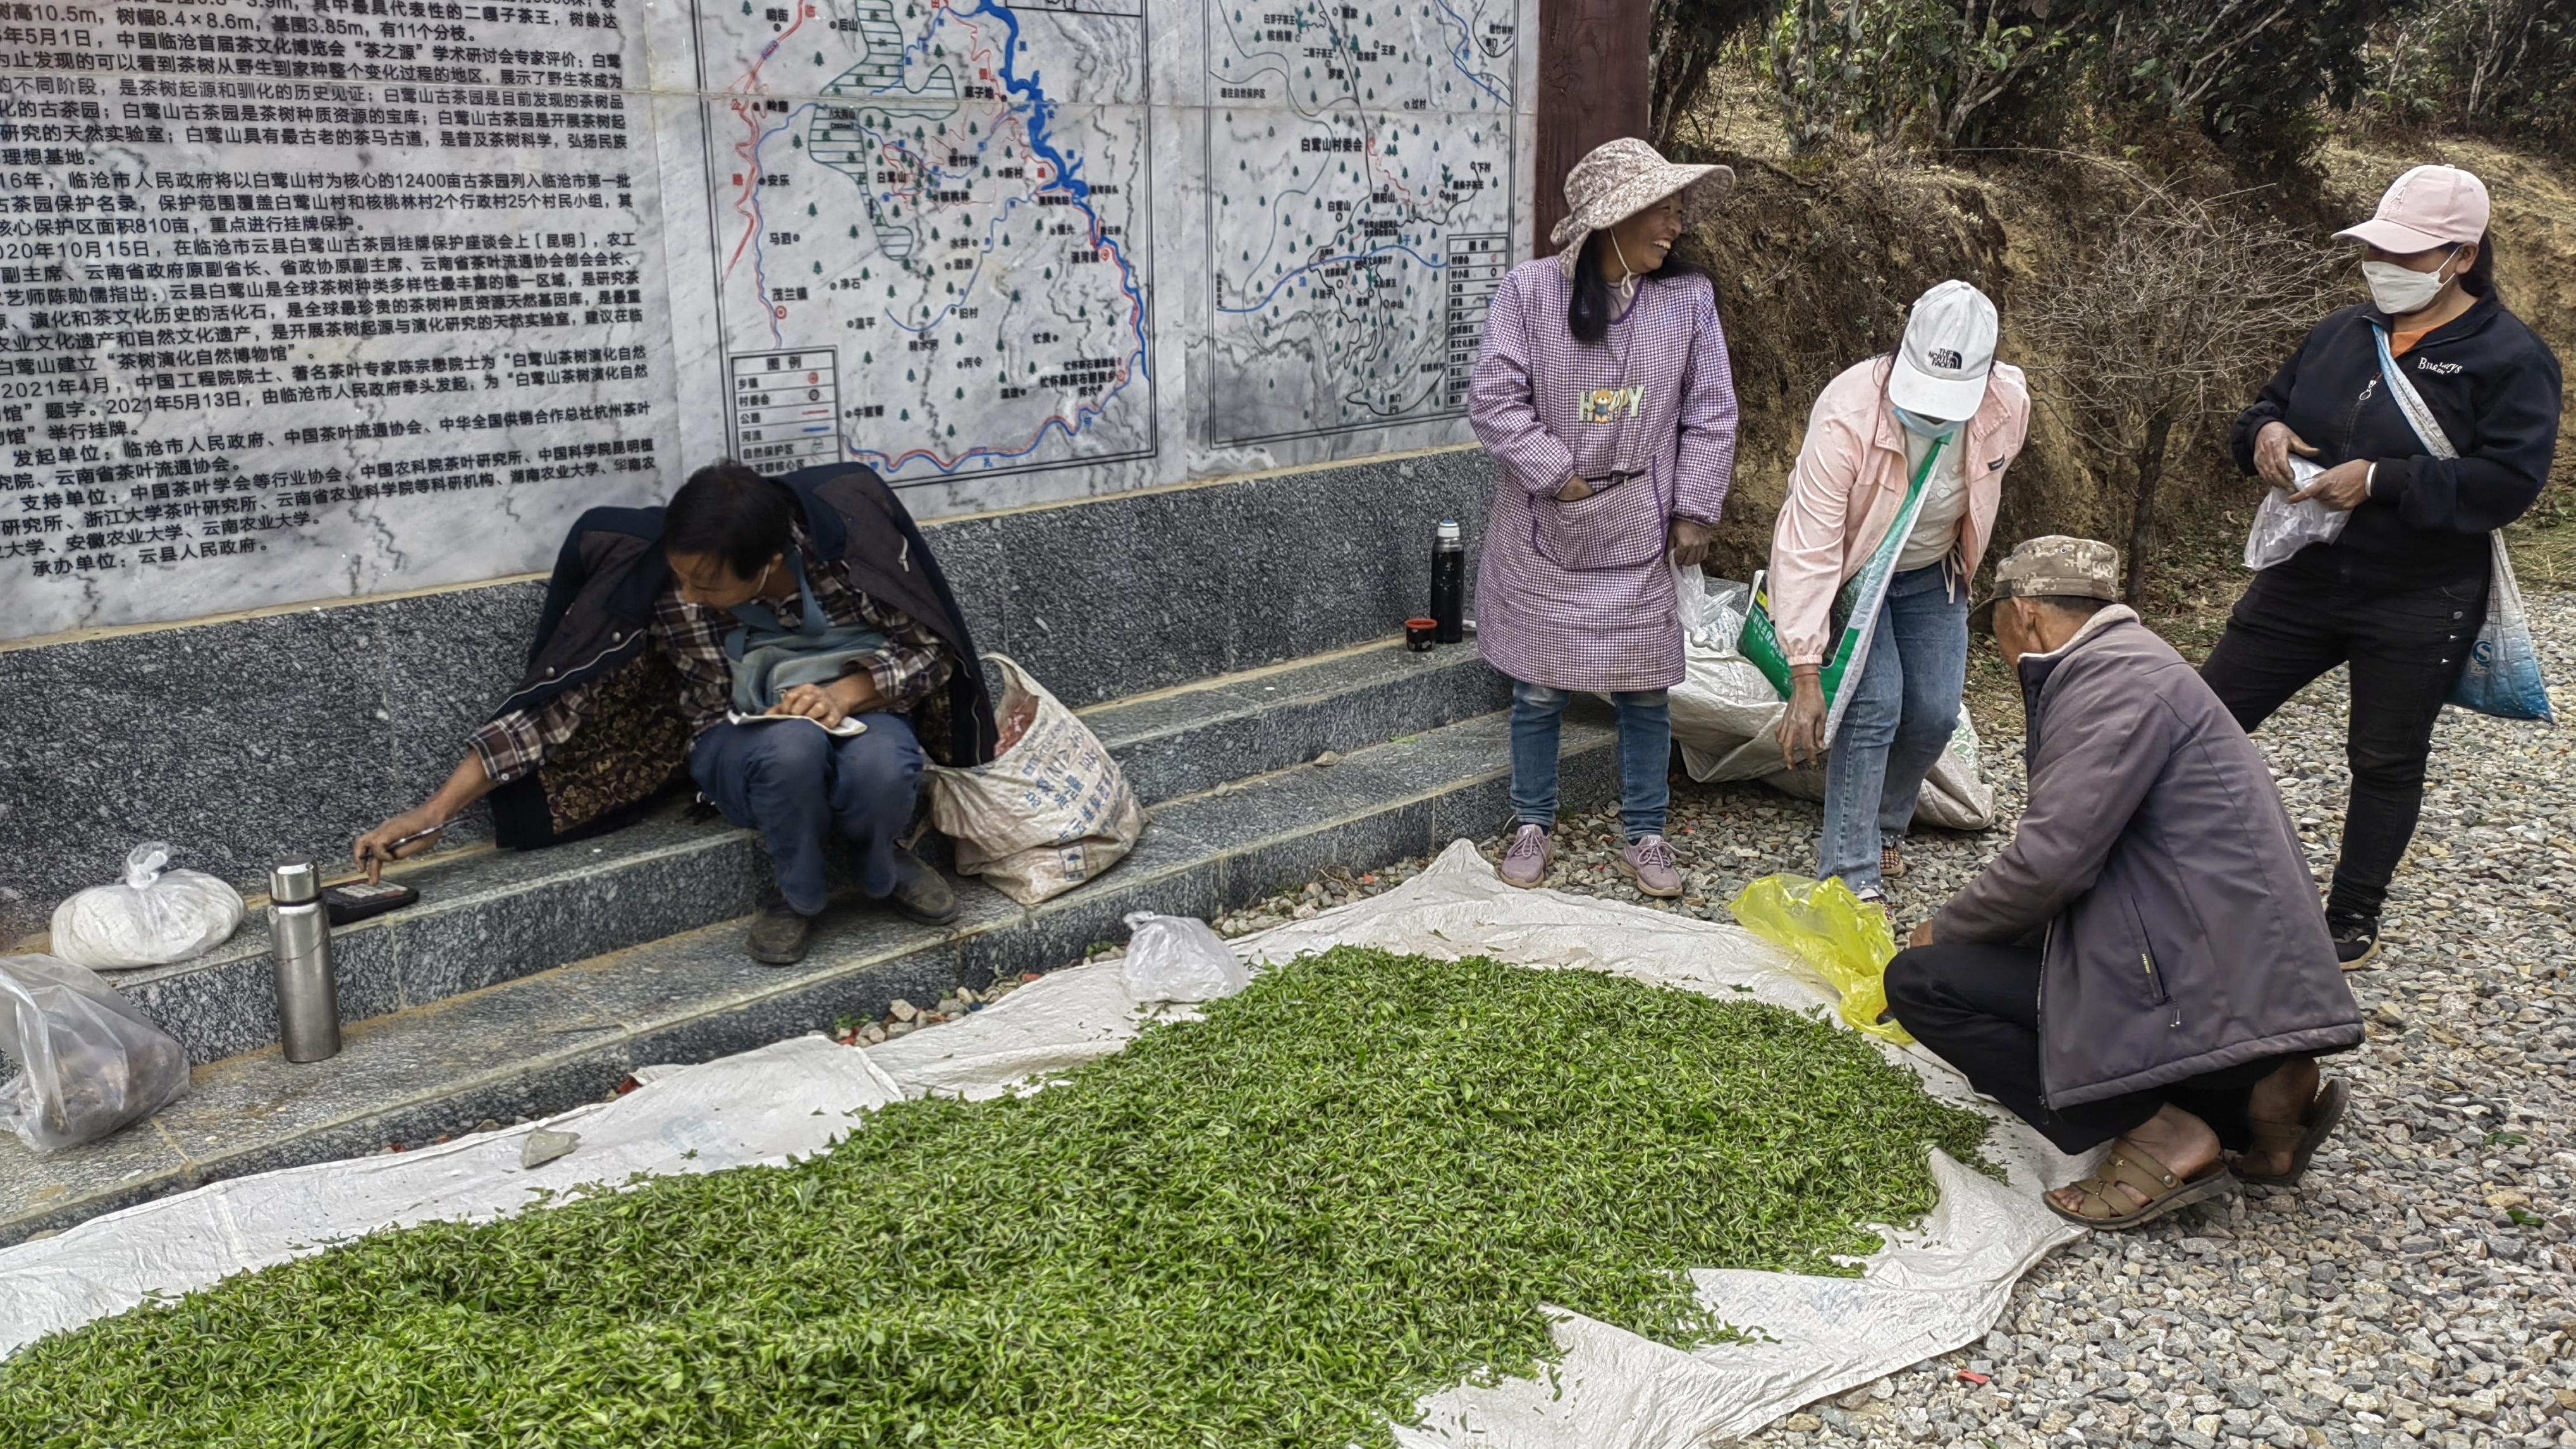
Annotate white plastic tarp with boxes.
[0,841,2087,1445]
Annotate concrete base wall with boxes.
[1,447,1499,923]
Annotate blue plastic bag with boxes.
[2450,533,2554,723]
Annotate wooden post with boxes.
[1532,0,1651,259]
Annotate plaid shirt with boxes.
[471,526,952,784]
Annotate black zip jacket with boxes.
[2231,292,2561,590]
[484,463,998,848]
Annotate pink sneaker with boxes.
[1617,834,1685,899]
[1499,824,1553,889]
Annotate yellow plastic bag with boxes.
[1727,873,1913,1045]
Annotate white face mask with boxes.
[2362,247,2460,316]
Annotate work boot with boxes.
[885,845,959,926]
[1498,824,1553,889]
[1617,834,1684,899]
[747,900,818,965]
[2329,913,2381,970]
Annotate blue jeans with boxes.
[690,714,925,916]
[1817,563,1969,892]
[1509,678,1670,841]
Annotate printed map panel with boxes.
[690,0,1153,483]
[1203,0,1515,445]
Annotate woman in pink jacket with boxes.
[1770,281,2030,900]
[1469,139,1739,899]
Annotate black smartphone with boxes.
[322,880,420,926]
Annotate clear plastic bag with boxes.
[49,842,245,971]
[1117,913,1251,1005]
[1727,874,1911,1045]
[0,953,192,1152]
[2242,459,2350,571]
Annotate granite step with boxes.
[0,704,1619,1247]
[49,638,1508,1072]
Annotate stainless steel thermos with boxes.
[1430,520,1465,644]
[268,860,341,1063]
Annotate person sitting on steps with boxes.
[1885,536,2364,1230]
[353,460,998,966]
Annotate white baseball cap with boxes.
[1887,280,1998,422]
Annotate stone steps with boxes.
[0,698,1621,1246]
[72,638,1508,1072]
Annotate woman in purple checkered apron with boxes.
[1468,138,1740,899]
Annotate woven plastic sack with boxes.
[1117,913,1250,1004]
[49,842,244,971]
[0,954,192,1152]
[1727,873,1911,1045]
[925,655,1145,907]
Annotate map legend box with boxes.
[1444,233,1511,411]
[730,351,844,474]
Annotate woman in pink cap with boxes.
[2203,164,2563,968]
[1468,138,1739,899]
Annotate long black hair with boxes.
[664,460,795,581]
[1567,228,1703,345]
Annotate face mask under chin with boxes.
[1892,404,1965,440]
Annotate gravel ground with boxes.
[1201,590,2576,1449]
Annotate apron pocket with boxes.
[1531,472,1666,572]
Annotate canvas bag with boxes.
[1737,433,1946,743]
[924,655,1146,906]
[2371,326,2554,723]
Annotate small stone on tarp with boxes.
[520,1129,580,1169]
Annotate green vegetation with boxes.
[0,948,1990,1448]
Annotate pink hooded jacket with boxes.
[1768,354,2031,665]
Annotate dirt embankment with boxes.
[1667,106,2576,612]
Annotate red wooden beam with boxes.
[1531,0,1651,260]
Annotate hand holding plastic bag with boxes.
[1118,913,1251,1005]
[0,954,192,1152]
[2242,459,2351,571]
[49,842,245,971]
[1728,874,1912,1045]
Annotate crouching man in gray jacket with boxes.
[1887,537,2364,1230]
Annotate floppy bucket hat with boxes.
[1968,535,2122,632]
[1550,137,1733,276]
[2333,164,2489,254]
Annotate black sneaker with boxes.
[2329,915,2381,970]
[747,900,818,965]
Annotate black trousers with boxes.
[2198,564,2486,923]
[1885,941,2297,1156]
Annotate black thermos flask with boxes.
[1430,520,1464,644]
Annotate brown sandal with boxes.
[2045,1140,2236,1230]
[2237,1078,2348,1187]
[1880,844,1905,879]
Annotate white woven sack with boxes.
[926,655,1145,907]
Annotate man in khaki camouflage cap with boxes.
[1965,534,2119,638]
[1882,535,2365,1231]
